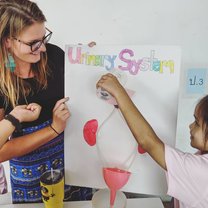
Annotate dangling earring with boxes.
[5,53,16,72]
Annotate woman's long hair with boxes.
[0,0,48,108]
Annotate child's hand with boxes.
[96,73,125,99]
[51,97,71,134]
[10,103,42,123]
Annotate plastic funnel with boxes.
[103,167,131,207]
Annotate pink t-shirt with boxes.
[165,144,208,208]
[0,163,7,194]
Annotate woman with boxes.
[0,0,91,203]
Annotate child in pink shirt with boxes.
[97,73,208,208]
[165,145,208,207]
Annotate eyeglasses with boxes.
[13,28,52,52]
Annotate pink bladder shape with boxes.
[103,167,131,207]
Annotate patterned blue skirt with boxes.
[10,120,93,203]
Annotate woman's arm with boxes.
[0,119,15,149]
[0,98,70,162]
[0,125,58,162]
[0,103,41,149]
[96,74,166,170]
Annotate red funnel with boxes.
[103,167,131,207]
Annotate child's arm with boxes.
[97,73,167,170]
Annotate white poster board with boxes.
[64,45,181,195]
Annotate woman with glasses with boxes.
[0,0,93,203]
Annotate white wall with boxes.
[35,0,208,68]
[3,0,208,193]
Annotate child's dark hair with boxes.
[196,95,208,141]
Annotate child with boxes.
[96,73,208,208]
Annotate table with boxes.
[0,193,164,208]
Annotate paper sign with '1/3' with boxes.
[186,68,207,94]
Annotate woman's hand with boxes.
[51,97,71,134]
[10,103,42,123]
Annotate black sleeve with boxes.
[46,43,65,96]
[0,95,5,109]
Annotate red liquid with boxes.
[103,167,131,207]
